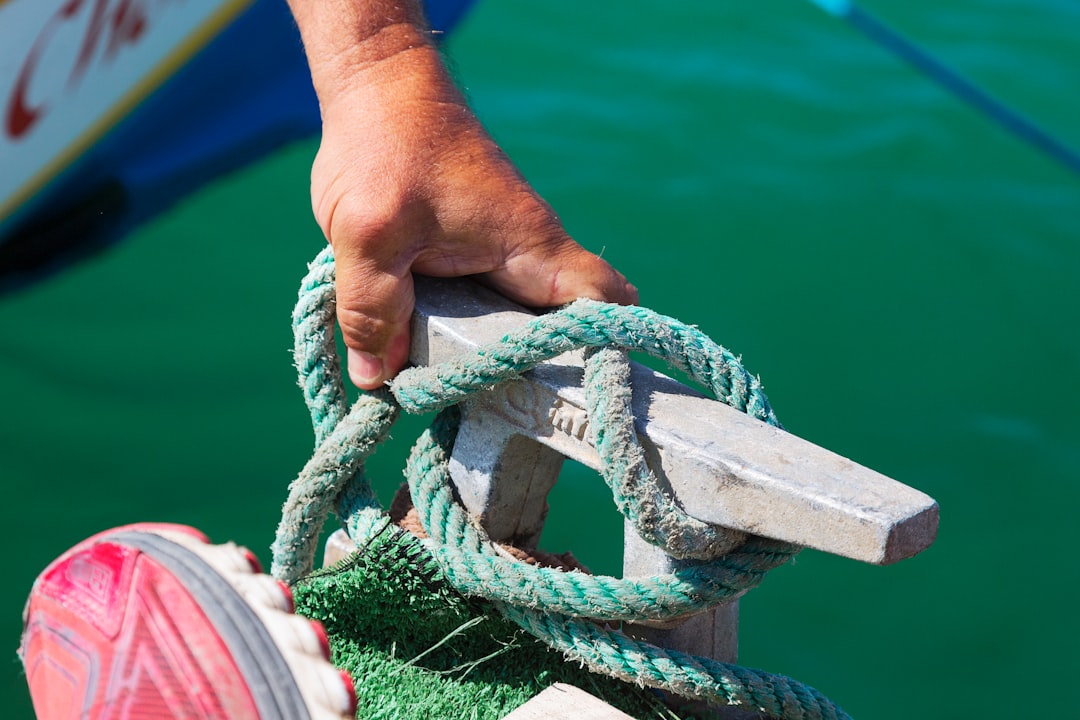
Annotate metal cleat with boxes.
[327,276,939,666]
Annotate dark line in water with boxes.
[814,0,1080,178]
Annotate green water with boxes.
[3,1,1078,717]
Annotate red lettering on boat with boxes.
[5,0,85,140]
[70,0,111,87]
[5,0,172,142]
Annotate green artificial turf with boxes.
[292,523,687,720]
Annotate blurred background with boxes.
[2,1,1078,718]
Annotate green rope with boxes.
[272,246,850,719]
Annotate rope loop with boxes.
[271,246,849,719]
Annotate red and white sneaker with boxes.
[19,523,356,720]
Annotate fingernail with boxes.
[347,348,385,388]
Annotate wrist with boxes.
[316,46,467,137]
[287,0,448,108]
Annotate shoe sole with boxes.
[21,523,356,720]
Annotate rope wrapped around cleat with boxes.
[272,246,850,719]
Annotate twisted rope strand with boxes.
[392,301,779,429]
[292,247,349,445]
[584,346,745,560]
[271,390,398,582]
[404,410,795,622]
[506,607,847,719]
[271,249,849,719]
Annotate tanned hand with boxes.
[287,0,637,389]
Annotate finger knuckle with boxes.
[328,195,411,250]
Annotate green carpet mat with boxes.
[293,522,691,719]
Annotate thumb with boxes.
[333,253,414,389]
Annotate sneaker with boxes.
[19,523,357,719]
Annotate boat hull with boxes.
[0,0,475,286]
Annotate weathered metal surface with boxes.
[410,276,939,566]
[499,683,636,720]
[622,521,742,663]
[324,527,356,568]
[324,276,938,682]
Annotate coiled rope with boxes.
[272,246,850,719]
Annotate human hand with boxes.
[307,43,637,389]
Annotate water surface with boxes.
[2,2,1077,717]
